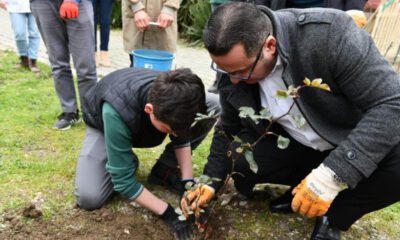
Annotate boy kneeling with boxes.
[75,68,220,240]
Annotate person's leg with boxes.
[91,0,100,66]
[231,124,329,198]
[326,143,400,230]
[98,0,113,66]
[99,0,113,52]
[91,0,98,52]
[9,12,29,67]
[129,53,134,67]
[30,1,79,114]
[27,13,41,72]
[66,0,97,112]
[26,13,40,60]
[75,127,115,210]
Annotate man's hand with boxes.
[181,185,214,217]
[60,0,79,19]
[134,10,150,32]
[157,13,174,29]
[291,164,343,218]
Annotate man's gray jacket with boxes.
[204,6,400,191]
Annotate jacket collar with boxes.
[258,6,294,87]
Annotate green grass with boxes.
[0,50,214,217]
[0,50,84,215]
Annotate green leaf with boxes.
[288,85,295,93]
[311,78,323,87]
[208,109,216,117]
[232,135,243,143]
[244,150,258,173]
[211,177,222,182]
[190,121,198,128]
[303,78,311,86]
[277,135,290,149]
[175,207,183,215]
[236,147,243,154]
[259,108,272,120]
[290,114,306,129]
[185,181,194,190]
[250,116,260,124]
[199,175,210,184]
[238,106,255,118]
[276,90,289,98]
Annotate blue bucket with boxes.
[132,49,174,71]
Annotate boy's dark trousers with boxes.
[231,124,400,230]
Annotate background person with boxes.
[91,0,113,67]
[0,0,41,72]
[30,0,97,130]
[122,0,179,67]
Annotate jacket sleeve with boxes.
[125,0,144,13]
[323,13,400,188]
[126,0,180,14]
[204,84,243,192]
[103,103,144,200]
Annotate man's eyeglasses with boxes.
[210,34,269,82]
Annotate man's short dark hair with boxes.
[147,68,207,135]
[203,2,273,57]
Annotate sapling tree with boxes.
[180,78,331,239]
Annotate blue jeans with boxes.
[91,0,113,51]
[9,12,40,59]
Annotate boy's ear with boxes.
[144,103,154,114]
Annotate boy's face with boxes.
[145,103,177,137]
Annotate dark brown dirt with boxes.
[0,200,237,240]
[0,183,398,240]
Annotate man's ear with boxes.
[144,103,153,114]
[265,36,276,55]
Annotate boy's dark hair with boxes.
[147,68,207,135]
[203,2,273,57]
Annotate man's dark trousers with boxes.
[231,124,400,230]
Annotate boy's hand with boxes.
[181,185,214,217]
[157,13,174,29]
[60,0,79,19]
[134,9,150,31]
[291,164,343,218]
[161,204,192,240]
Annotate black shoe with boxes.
[148,161,184,193]
[53,111,80,130]
[311,216,341,240]
[269,189,294,214]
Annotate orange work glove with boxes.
[181,185,214,218]
[291,164,345,218]
[346,10,367,28]
[60,1,79,19]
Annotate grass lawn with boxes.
[1,49,400,239]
